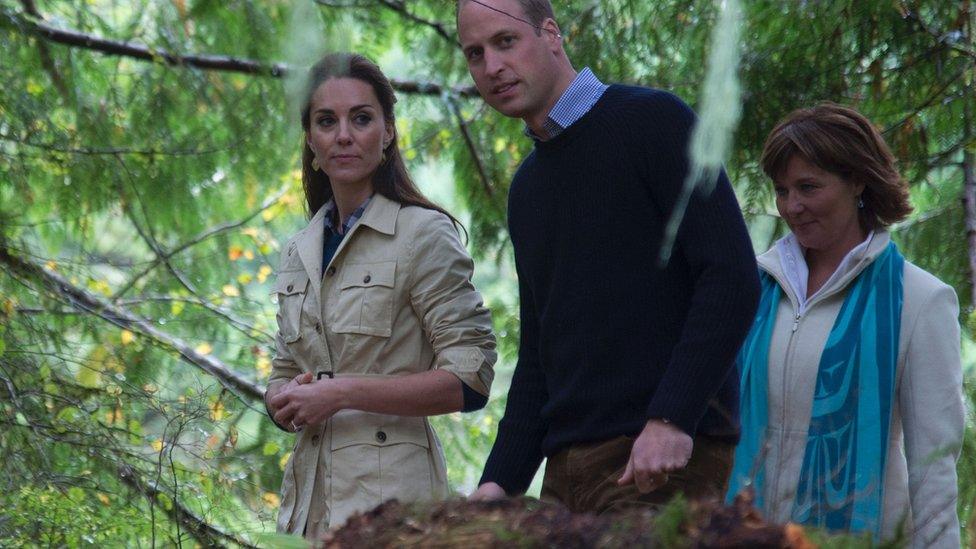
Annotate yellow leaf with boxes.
[257,265,273,283]
[261,208,277,222]
[228,245,244,261]
[262,492,281,508]
[243,249,255,261]
[120,330,135,345]
[105,407,123,425]
[241,227,260,238]
[256,356,271,378]
[279,452,292,471]
[195,343,213,355]
[171,300,185,316]
[209,400,225,422]
[222,285,240,297]
[44,260,57,272]
[76,367,102,389]
[143,383,158,394]
[151,439,164,452]
[26,80,44,96]
[97,493,110,505]
[2,298,16,316]
[237,273,253,285]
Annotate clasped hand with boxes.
[269,373,346,430]
[617,419,693,493]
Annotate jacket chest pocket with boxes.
[274,270,311,343]
[331,260,396,337]
[328,410,433,527]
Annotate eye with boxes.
[317,115,336,127]
[498,35,516,48]
[465,48,483,62]
[353,112,372,125]
[773,186,787,197]
[799,183,818,192]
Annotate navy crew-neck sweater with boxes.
[480,85,760,495]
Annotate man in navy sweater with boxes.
[458,0,760,511]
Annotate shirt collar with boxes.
[322,195,373,235]
[525,67,609,141]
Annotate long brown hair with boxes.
[299,53,464,233]
[761,102,912,231]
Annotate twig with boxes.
[445,93,495,199]
[112,188,286,299]
[3,8,478,98]
[314,0,454,43]
[0,246,265,404]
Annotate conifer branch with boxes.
[0,245,266,404]
[3,8,478,97]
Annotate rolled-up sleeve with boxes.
[407,214,496,398]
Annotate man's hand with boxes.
[270,378,347,430]
[265,373,313,432]
[469,482,506,501]
[617,419,693,493]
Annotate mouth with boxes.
[491,81,518,95]
[331,154,359,160]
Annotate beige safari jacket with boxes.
[268,193,496,537]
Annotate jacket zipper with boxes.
[758,256,872,517]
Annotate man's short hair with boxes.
[457,0,556,33]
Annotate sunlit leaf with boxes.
[209,400,226,421]
[262,441,280,456]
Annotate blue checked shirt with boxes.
[323,195,372,235]
[321,195,372,271]
[526,67,608,141]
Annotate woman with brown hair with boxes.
[727,103,963,547]
[263,52,496,538]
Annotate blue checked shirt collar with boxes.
[322,195,372,235]
[525,67,608,141]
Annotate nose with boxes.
[483,49,505,78]
[336,120,353,145]
[784,192,804,216]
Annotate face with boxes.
[774,155,866,257]
[306,77,393,191]
[458,0,563,122]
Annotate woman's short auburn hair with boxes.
[760,102,913,230]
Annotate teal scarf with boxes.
[727,242,904,537]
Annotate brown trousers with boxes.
[540,434,734,514]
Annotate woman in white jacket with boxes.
[727,103,964,547]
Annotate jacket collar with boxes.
[758,230,892,306]
[355,192,400,236]
[292,193,402,300]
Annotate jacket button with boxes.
[363,274,371,284]
[315,323,322,333]
[375,431,387,443]
[311,435,319,444]
[326,266,336,277]
[286,284,294,292]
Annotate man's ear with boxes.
[541,18,562,50]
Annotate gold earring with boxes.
[311,157,320,171]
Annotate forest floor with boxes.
[322,493,818,548]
